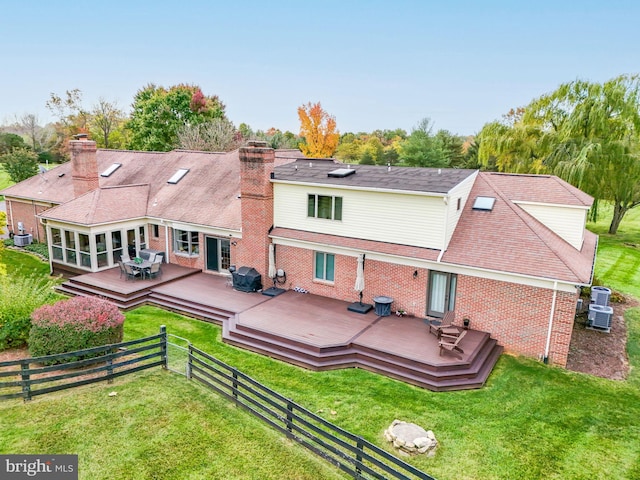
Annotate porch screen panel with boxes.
[64,231,76,265]
[51,228,63,261]
[79,234,91,268]
[96,233,108,268]
[112,231,123,263]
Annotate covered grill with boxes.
[231,266,262,293]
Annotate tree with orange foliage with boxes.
[297,102,339,157]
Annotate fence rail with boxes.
[188,345,435,480]
[0,327,167,401]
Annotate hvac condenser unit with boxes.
[13,234,33,247]
[587,304,613,333]
[590,286,611,306]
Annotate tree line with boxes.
[2,75,638,233]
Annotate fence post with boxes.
[20,361,31,402]
[160,325,168,370]
[106,357,114,384]
[186,345,192,380]
[286,399,294,434]
[232,368,239,405]
[356,437,364,476]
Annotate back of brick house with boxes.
[1,138,596,366]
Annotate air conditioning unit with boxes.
[588,304,613,332]
[14,234,33,247]
[590,286,611,306]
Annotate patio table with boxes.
[125,259,152,279]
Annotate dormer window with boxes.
[168,168,189,184]
[100,163,121,177]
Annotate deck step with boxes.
[147,292,233,324]
[224,321,503,392]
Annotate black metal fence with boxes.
[0,327,167,401]
[188,345,435,480]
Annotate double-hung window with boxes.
[174,229,199,256]
[314,252,335,282]
[308,194,342,220]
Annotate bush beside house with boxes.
[0,274,59,351]
[29,296,124,360]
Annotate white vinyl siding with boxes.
[516,202,587,249]
[274,184,446,249]
[443,172,477,248]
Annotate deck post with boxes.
[20,361,31,402]
[160,325,168,369]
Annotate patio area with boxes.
[58,269,503,391]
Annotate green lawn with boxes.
[0,164,11,200]
[588,203,640,299]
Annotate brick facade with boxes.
[4,199,52,243]
[236,142,274,279]
[69,137,99,197]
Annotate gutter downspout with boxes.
[437,249,445,263]
[165,224,170,264]
[543,281,558,364]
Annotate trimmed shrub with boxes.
[0,274,59,351]
[29,296,125,360]
[24,241,49,260]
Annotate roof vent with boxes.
[472,196,496,211]
[100,163,122,177]
[328,168,356,178]
[167,168,189,184]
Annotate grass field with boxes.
[4,306,638,479]
[0,165,11,200]
[587,204,640,299]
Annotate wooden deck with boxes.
[58,270,502,391]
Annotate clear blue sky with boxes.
[1,0,638,136]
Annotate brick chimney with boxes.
[69,134,99,197]
[236,141,275,279]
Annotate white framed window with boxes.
[174,229,199,256]
[314,252,335,282]
[308,194,342,220]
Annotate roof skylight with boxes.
[167,168,189,184]
[100,163,121,177]
[472,196,496,211]
[327,168,356,178]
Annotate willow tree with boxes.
[479,75,640,234]
[532,76,640,234]
[298,102,339,157]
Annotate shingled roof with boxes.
[442,172,596,284]
[4,148,304,230]
[274,159,477,194]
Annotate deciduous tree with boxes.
[0,147,38,183]
[89,98,126,149]
[298,102,339,157]
[126,84,226,152]
[177,118,240,152]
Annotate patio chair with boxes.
[429,311,456,338]
[147,252,156,263]
[439,329,467,357]
[121,252,131,263]
[117,260,127,279]
[123,262,140,281]
[145,259,162,279]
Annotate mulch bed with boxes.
[565,297,637,380]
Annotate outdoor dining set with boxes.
[117,252,163,281]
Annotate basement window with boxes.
[472,196,496,211]
[168,168,189,184]
[100,163,121,177]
